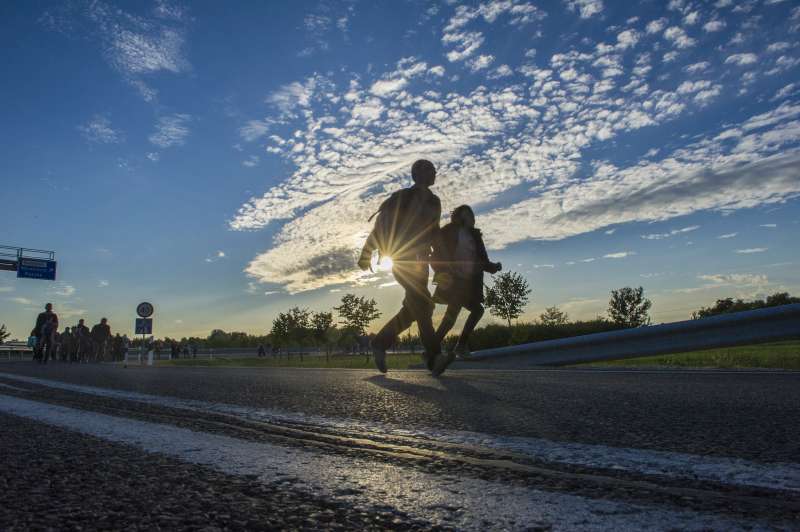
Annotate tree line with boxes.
[87,271,797,352]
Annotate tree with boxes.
[310,311,334,347]
[485,272,531,327]
[607,286,652,327]
[0,324,9,344]
[540,306,568,327]
[334,294,381,335]
[270,307,311,347]
[692,292,799,319]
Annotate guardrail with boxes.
[462,303,800,368]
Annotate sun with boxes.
[379,256,393,271]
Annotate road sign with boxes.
[135,318,153,335]
[16,258,57,280]
[0,259,17,272]
[136,302,154,318]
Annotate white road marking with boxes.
[1,372,798,493]
[0,382,30,392]
[0,394,786,532]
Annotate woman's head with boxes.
[451,205,475,228]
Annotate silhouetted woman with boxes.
[432,205,501,369]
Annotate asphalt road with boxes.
[0,362,798,530]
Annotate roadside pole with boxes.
[133,302,154,369]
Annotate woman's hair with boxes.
[450,205,474,225]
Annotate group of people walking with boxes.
[359,159,501,376]
[30,303,129,364]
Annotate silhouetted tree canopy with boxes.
[334,294,381,335]
[692,292,799,319]
[540,306,569,327]
[485,272,531,327]
[607,286,652,327]
[0,324,9,344]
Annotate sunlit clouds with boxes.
[230,1,800,294]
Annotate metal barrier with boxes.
[463,303,800,368]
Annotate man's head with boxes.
[64,327,70,333]
[411,159,436,187]
[101,318,107,325]
[45,303,52,311]
[78,319,84,325]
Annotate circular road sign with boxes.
[136,302,154,318]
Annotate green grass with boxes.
[574,341,800,370]
[155,341,800,371]
[158,353,424,370]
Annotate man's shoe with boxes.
[431,351,455,377]
[372,344,388,373]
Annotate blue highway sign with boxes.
[16,258,57,280]
[135,318,153,335]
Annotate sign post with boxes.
[132,302,154,368]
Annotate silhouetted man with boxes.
[359,159,443,373]
[74,319,91,362]
[34,303,59,363]
[91,318,112,362]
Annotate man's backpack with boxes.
[368,187,429,259]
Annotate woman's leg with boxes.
[457,304,485,348]
[435,303,462,344]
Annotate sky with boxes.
[1,0,799,340]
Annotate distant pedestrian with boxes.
[358,159,443,374]
[74,319,91,362]
[91,318,112,362]
[191,343,198,359]
[257,344,266,357]
[33,303,59,364]
[431,205,501,372]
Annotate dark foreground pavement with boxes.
[0,362,798,530]
[1,363,799,462]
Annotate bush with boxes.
[465,318,625,351]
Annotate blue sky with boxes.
[1,0,799,340]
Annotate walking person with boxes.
[33,303,59,364]
[90,318,112,362]
[358,159,444,374]
[74,319,91,362]
[431,205,501,373]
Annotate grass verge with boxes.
[574,341,800,370]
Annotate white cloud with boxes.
[565,0,604,19]
[684,61,710,73]
[725,53,758,66]
[603,251,636,259]
[266,79,315,114]
[664,26,696,49]
[149,114,190,148]
[98,280,110,288]
[703,19,726,32]
[217,251,226,258]
[370,78,408,96]
[759,223,777,228]
[429,66,446,76]
[78,115,123,144]
[239,120,272,142]
[8,297,33,305]
[735,248,768,254]
[49,283,76,297]
[646,18,667,34]
[641,225,700,240]
[698,273,768,285]
[467,54,495,72]
[616,30,640,50]
[767,42,791,53]
[242,155,260,168]
[683,11,700,25]
[717,233,738,239]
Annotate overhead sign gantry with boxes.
[0,245,57,281]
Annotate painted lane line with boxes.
[0,382,30,392]
[0,394,784,532]
[1,371,798,493]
